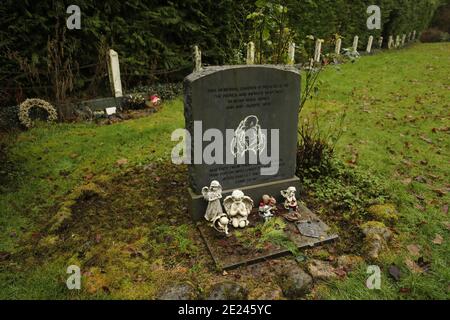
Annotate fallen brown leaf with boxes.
[402,177,413,185]
[401,159,414,167]
[443,222,450,231]
[433,188,447,197]
[334,268,347,278]
[0,251,11,261]
[419,135,433,144]
[414,204,425,211]
[406,244,421,257]
[414,176,427,183]
[432,126,449,133]
[116,158,128,166]
[426,173,439,180]
[432,234,443,245]
[415,194,425,201]
[405,258,423,274]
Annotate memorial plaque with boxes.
[184,65,301,220]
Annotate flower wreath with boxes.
[18,98,58,128]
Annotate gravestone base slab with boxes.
[198,203,338,271]
[188,176,301,221]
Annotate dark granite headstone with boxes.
[184,65,301,221]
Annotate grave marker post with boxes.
[395,35,401,48]
[107,49,123,98]
[193,46,202,72]
[388,35,394,49]
[287,42,295,65]
[335,38,342,55]
[366,35,374,53]
[352,36,359,53]
[314,39,323,62]
[246,42,255,65]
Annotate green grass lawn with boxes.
[310,43,449,299]
[0,43,448,299]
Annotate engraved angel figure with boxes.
[202,180,224,222]
[281,186,298,212]
[230,115,266,158]
[223,190,254,228]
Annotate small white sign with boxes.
[105,107,117,115]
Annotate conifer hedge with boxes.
[0,0,445,106]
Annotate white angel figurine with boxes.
[202,180,224,222]
[223,190,254,228]
[281,186,298,212]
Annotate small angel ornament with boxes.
[202,180,224,222]
[202,181,229,234]
[281,186,298,212]
[223,190,254,228]
[258,195,277,221]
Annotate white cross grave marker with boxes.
[352,36,359,53]
[335,38,342,55]
[107,49,123,98]
[366,35,374,53]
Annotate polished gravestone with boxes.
[184,65,301,221]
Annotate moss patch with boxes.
[367,203,399,223]
[234,218,300,255]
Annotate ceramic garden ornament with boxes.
[202,180,224,220]
[223,190,254,228]
[258,195,277,221]
[150,94,161,106]
[202,180,230,235]
[211,213,230,235]
[281,186,298,212]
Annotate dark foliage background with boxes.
[431,0,450,32]
[0,0,445,108]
